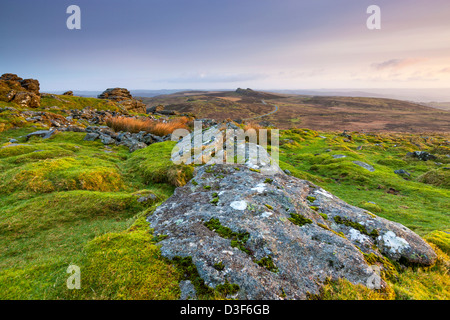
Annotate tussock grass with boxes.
[106,116,191,136]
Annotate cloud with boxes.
[371,58,426,71]
[439,67,450,73]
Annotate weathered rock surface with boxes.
[147,164,437,300]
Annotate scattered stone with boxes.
[353,161,375,172]
[332,154,346,159]
[26,130,57,141]
[394,169,410,177]
[100,134,115,145]
[406,151,437,161]
[84,133,99,141]
[62,91,74,96]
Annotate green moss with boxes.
[288,213,313,226]
[255,256,279,273]
[170,256,214,299]
[215,279,240,297]
[424,230,450,255]
[265,204,273,210]
[264,178,273,184]
[126,141,194,187]
[192,180,198,186]
[307,196,316,202]
[204,218,251,255]
[203,185,212,190]
[319,213,328,220]
[310,206,319,211]
[333,216,379,239]
[249,168,261,173]
[213,261,225,271]
[61,217,181,300]
[210,197,219,205]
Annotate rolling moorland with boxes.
[141,88,450,132]
[0,76,449,300]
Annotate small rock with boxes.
[406,151,437,161]
[394,169,410,177]
[84,133,99,141]
[332,154,346,159]
[100,134,115,145]
[353,161,375,172]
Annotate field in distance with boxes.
[139,89,450,133]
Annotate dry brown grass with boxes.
[106,116,191,136]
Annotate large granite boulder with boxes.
[147,122,437,300]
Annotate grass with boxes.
[106,116,191,136]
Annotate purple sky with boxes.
[1,0,449,91]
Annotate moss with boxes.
[213,261,225,271]
[255,256,279,273]
[170,256,214,299]
[264,204,273,210]
[215,279,240,297]
[191,180,198,186]
[126,141,194,187]
[310,206,319,211]
[249,168,261,173]
[417,170,450,188]
[203,185,212,190]
[333,216,379,239]
[264,178,273,184]
[424,230,450,255]
[307,196,316,202]
[363,253,399,281]
[319,213,328,220]
[61,217,181,300]
[360,202,383,213]
[204,218,251,255]
[210,197,219,205]
[288,213,313,226]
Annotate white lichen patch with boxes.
[314,188,333,199]
[261,211,273,218]
[348,229,370,243]
[251,183,266,193]
[379,231,410,254]
[230,200,247,211]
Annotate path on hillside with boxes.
[243,100,278,121]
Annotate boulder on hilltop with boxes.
[0,73,41,108]
[98,88,146,113]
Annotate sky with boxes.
[1,0,450,92]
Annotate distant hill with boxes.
[139,89,450,132]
